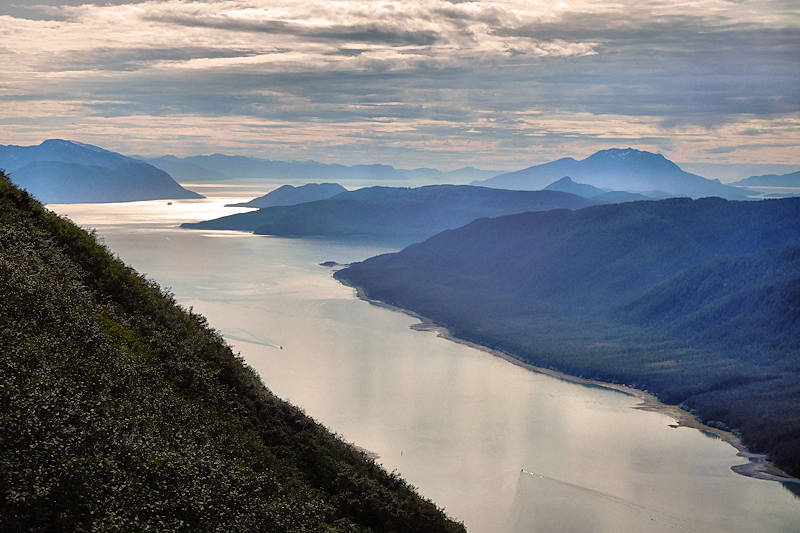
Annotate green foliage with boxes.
[0,172,463,532]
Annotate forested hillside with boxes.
[336,197,800,476]
[0,172,463,532]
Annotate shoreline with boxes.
[343,281,800,485]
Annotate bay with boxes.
[50,184,800,532]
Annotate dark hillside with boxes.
[0,172,463,532]
[336,197,800,476]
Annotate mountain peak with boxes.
[40,138,73,146]
[0,140,202,203]
[585,147,665,162]
[40,138,110,153]
[475,147,749,199]
[544,176,606,198]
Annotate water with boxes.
[50,184,800,532]
[742,185,800,198]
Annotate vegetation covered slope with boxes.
[183,184,593,245]
[0,172,463,532]
[336,197,800,476]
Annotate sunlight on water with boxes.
[49,185,800,533]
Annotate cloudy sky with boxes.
[0,0,798,170]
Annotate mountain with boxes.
[733,170,800,187]
[544,176,653,204]
[335,197,800,476]
[544,176,606,198]
[144,154,409,182]
[182,184,594,245]
[227,183,347,208]
[475,148,751,199]
[0,171,463,532]
[401,166,502,182]
[0,140,201,203]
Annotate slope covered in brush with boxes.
[0,172,463,532]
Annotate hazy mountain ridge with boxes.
[335,197,800,476]
[144,154,409,182]
[400,166,502,182]
[0,172,463,532]
[182,184,594,245]
[227,182,347,208]
[733,170,800,187]
[0,140,201,203]
[143,154,502,183]
[476,148,752,199]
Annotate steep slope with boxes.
[182,185,593,245]
[228,183,347,208]
[335,197,800,476]
[0,172,463,532]
[476,148,750,199]
[0,140,201,203]
[734,170,800,187]
[623,244,800,361]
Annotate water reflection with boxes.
[49,187,800,532]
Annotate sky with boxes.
[0,0,798,171]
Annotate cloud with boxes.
[0,0,797,168]
[145,12,441,46]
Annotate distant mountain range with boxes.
[400,166,501,182]
[143,154,406,182]
[0,140,201,203]
[143,154,501,184]
[335,196,800,477]
[733,170,800,187]
[182,185,593,245]
[476,148,752,199]
[3,140,793,204]
[227,183,347,208]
